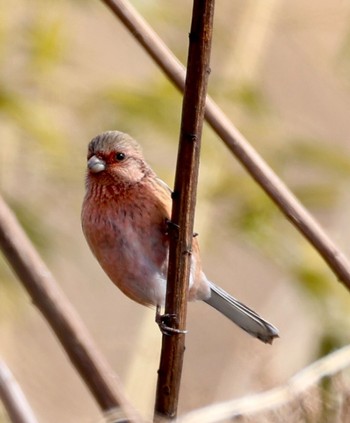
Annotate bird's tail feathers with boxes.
[204,282,279,344]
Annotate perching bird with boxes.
[81,131,279,344]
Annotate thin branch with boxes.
[100,0,350,290]
[179,344,350,423]
[0,360,38,423]
[154,0,215,420]
[0,195,142,423]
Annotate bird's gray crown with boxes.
[88,131,143,156]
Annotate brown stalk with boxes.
[100,0,350,289]
[0,195,141,423]
[154,0,215,420]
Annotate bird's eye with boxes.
[115,152,126,162]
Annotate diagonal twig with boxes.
[154,0,215,420]
[0,194,142,423]
[100,0,350,290]
[0,360,38,423]
[179,344,350,423]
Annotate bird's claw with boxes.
[156,306,187,336]
[165,219,198,238]
[165,218,179,236]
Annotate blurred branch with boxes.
[0,195,142,423]
[0,360,38,423]
[154,0,215,420]
[179,344,350,423]
[100,0,350,290]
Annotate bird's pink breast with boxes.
[82,184,170,306]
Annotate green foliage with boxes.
[0,86,64,151]
[227,83,269,115]
[26,16,66,73]
[287,139,350,177]
[100,79,182,135]
[297,265,331,297]
[318,334,343,358]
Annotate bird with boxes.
[81,130,279,344]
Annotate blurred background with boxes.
[1,0,350,422]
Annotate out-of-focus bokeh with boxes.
[1,0,350,422]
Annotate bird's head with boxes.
[85,131,151,187]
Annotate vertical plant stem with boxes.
[154,0,215,419]
[100,0,350,290]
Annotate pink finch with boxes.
[81,131,279,344]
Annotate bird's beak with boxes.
[87,155,106,173]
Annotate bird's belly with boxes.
[85,214,167,307]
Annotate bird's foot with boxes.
[156,305,187,336]
[164,218,179,236]
[165,218,198,238]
